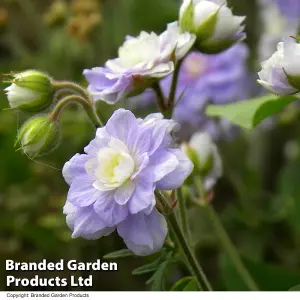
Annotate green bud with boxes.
[16,115,59,159]
[4,70,54,112]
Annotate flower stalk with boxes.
[49,95,103,127]
[52,80,93,105]
[168,59,183,115]
[158,191,213,291]
[194,177,259,291]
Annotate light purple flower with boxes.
[83,22,195,104]
[62,109,193,256]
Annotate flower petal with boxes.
[156,149,193,190]
[117,208,167,256]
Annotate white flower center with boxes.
[118,32,159,68]
[85,137,135,191]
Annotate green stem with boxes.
[176,188,190,243]
[167,210,212,291]
[52,80,93,105]
[49,95,103,127]
[152,82,168,117]
[194,178,259,291]
[168,59,183,113]
[205,203,259,291]
[158,192,213,291]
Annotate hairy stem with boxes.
[49,95,102,127]
[52,80,93,105]
[176,188,190,243]
[159,192,213,291]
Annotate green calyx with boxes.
[180,0,195,33]
[285,72,300,91]
[16,115,59,158]
[195,9,219,42]
[12,70,53,93]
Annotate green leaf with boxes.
[184,278,200,291]
[103,249,134,259]
[205,95,297,129]
[132,261,160,275]
[171,276,199,291]
[289,285,300,291]
[220,254,300,291]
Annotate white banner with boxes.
[2,292,300,299]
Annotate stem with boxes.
[152,82,168,117]
[168,59,183,113]
[167,210,212,291]
[176,188,190,243]
[52,80,93,105]
[49,95,103,127]
[194,178,259,291]
[205,204,259,291]
[158,192,212,291]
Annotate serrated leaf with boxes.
[103,249,134,259]
[289,284,300,291]
[205,95,297,129]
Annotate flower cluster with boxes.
[3,0,248,257]
[62,109,193,255]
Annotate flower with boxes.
[129,43,250,140]
[16,115,59,159]
[182,132,222,191]
[258,39,300,95]
[83,22,195,104]
[179,0,246,54]
[4,70,54,111]
[62,109,193,255]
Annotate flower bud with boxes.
[258,39,300,95]
[16,115,59,159]
[4,70,54,111]
[182,132,222,190]
[179,0,246,54]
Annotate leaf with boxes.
[103,249,134,259]
[205,95,297,129]
[146,253,173,291]
[170,276,199,291]
[289,285,300,291]
[220,254,300,291]
[132,260,160,275]
[184,278,200,291]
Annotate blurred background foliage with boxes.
[1,0,300,291]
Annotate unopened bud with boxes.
[183,132,222,190]
[16,115,59,158]
[179,0,246,54]
[4,70,54,112]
